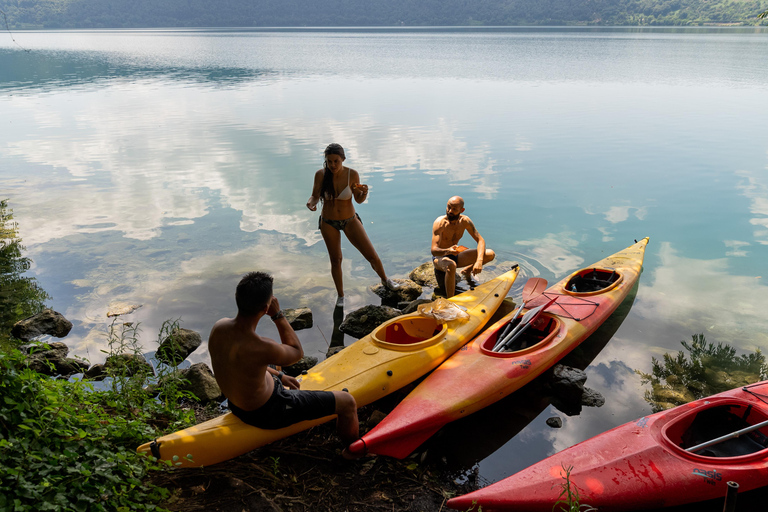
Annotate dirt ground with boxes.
[149,403,479,512]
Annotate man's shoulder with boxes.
[433,215,448,226]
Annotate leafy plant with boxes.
[553,465,596,512]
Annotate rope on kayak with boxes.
[742,384,768,406]
[537,292,599,321]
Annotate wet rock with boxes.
[11,309,73,342]
[105,353,154,378]
[409,262,439,288]
[549,365,588,416]
[284,356,318,377]
[326,346,345,358]
[581,387,605,408]
[370,279,423,307]
[546,416,563,428]
[653,386,695,405]
[339,304,402,339]
[85,363,107,381]
[156,328,202,366]
[178,363,223,403]
[285,308,312,331]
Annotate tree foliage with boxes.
[0,0,767,28]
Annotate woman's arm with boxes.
[307,169,323,210]
[350,169,368,204]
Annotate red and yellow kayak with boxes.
[448,380,768,511]
[348,238,648,459]
[137,267,518,467]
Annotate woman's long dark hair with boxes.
[320,143,346,201]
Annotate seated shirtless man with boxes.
[208,271,359,454]
[431,196,496,297]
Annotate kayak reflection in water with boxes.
[431,195,495,297]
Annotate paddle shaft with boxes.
[686,418,768,453]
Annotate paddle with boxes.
[685,418,768,453]
[496,295,558,352]
[492,277,548,352]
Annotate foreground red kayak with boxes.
[348,238,648,459]
[448,380,768,511]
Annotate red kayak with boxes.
[448,381,768,511]
[348,238,648,459]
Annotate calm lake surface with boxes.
[2,26,768,493]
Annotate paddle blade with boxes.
[522,277,548,302]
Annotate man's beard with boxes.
[446,212,460,221]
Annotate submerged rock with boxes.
[12,309,73,342]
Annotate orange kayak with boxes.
[348,238,648,459]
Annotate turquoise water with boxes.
[2,27,768,487]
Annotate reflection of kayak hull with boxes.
[351,238,648,459]
[448,381,768,512]
[136,268,519,468]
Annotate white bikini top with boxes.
[335,169,353,200]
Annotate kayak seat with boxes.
[500,317,557,353]
[679,404,768,457]
[566,268,620,293]
[383,321,442,345]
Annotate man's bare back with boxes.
[208,306,300,411]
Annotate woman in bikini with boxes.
[307,143,399,306]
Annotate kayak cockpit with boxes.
[371,315,447,351]
[663,401,768,459]
[565,268,622,295]
[481,314,561,356]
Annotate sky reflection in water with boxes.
[1,28,767,485]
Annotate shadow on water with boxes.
[329,303,345,350]
[420,280,640,470]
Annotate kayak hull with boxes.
[350,238,648,459]
[137,267,518,467]
[447,381,768,511]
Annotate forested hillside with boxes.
[1,0,767,28]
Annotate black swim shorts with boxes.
[228,376,336,430]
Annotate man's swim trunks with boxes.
[228,375,336,430]
[318,213,361,232]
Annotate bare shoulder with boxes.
[433,215,447,229]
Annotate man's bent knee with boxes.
[334,391,357,416]
[485,249,496,263]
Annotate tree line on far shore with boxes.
[1,0,767,29]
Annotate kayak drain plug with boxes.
[387,370,393,376]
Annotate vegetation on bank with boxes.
[1,0,767,29]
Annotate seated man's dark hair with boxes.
[235,272,273,317]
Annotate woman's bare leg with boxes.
[343,216,389,283]
[320,221,345,297]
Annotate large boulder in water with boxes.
[339,305,402,339]
[156,328,202,366]
[12,309,73,342]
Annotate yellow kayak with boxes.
[137,267,519,467]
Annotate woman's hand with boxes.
[353,183,368,202]
[307,196,318,211]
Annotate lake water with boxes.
[2,26,768,496]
